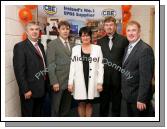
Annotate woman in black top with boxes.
[68,27,103,117]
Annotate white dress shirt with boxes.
[123,38,140,63]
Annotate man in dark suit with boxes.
[121,21,154,117]
[13,22,47,117]
[46,21,74,117]
[97,16,129,117]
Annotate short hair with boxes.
[79,26,92,37]
[25,21,39,31]
[126,21,141,30]
[104,16,116,24]
[58,20,70,29]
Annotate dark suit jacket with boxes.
[97,33,129,87]
[13,39,46,98]
[121,39,154,103]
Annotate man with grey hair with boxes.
[13,21,48,116]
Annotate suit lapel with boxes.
[123,40,141,66]
[78,45,83,73]
[38,42,46,61]
[69,41,74,53]
[102,36,111,56]
[26,39,40,58]
[122,46,128,64]
[57,37,71,56]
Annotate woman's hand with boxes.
[68,84,74,92]
[97,84,103,92]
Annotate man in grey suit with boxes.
[46,21,74,116]
[121,21,154,117]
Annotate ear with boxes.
[138,29,141,35]
[57,29,60,33]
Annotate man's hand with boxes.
[53,83,60,92]
[24,91,32,99]
[68,84,74,93]
[97,84,103,92]
[137,101,146,111]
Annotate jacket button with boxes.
[89,76,91,78]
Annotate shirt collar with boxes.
[59,36,69,44]
[129,38,140,48]
[29,39,38,46]
[109,35,113,39]
[107,32,117,39]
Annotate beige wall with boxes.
[131,5,155,46]
[5,5,23,117]
[5,5,36,117]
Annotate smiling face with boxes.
[126,23,141,43]
[79,27,92,45]
[81,33,91,45]
[26,24,40,42]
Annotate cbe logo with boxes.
[101,9,116,17]
[43,5,57,15]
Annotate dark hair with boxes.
[58,20,70,29]
[79,27,92,37]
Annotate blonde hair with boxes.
[126,21,141,31]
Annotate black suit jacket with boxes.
[13,39,46,98]
[121,39,154,103]
[97,33,128,87]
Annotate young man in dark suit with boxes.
[97,16,129,117]
[13,22,47,117]
[121,21,154,117]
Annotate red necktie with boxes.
[34,43,43,58]
[34,43,46,80]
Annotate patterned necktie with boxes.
[34,43,43,58]
[34,43,46,79]
[64,41,70,52]
[108,36,113,50]
[34,43,46,66]
[123,44,133,63]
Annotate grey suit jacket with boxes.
[46,37,74,90]
[121,39,154,103]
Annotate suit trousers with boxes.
[20,95,44,117]
[100,69,122,117]
[123,99,155,117]
[51,89,72,117]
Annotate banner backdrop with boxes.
[38,5,123,46]
[38,5,122,21]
